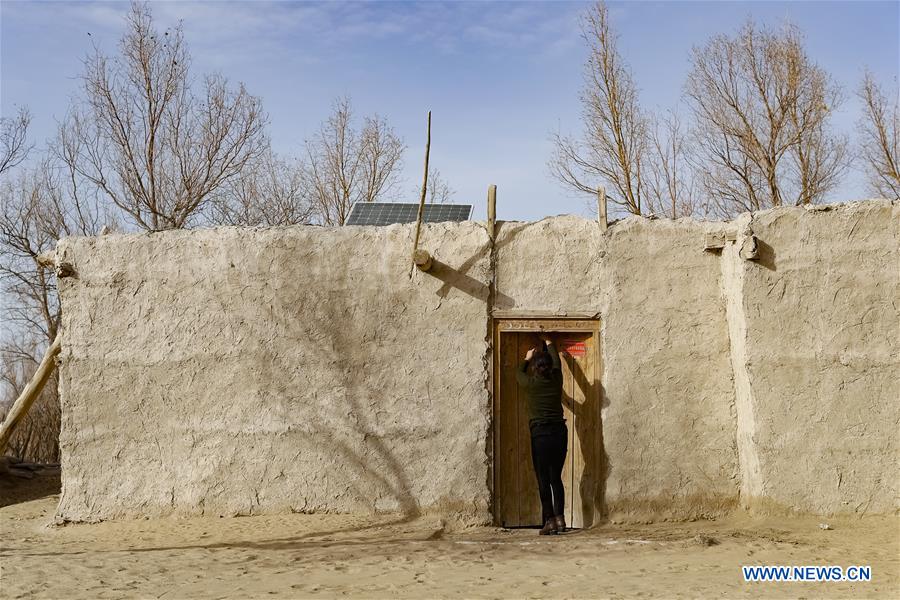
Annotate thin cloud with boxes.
[2,1,585,68]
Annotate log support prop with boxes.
[0,335,62,455]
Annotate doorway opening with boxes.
[492,318,602,529]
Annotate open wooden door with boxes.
[493,318,602,529]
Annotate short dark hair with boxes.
[532,351,553,379]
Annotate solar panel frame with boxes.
[345,202,473,226]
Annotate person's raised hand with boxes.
[525,348,535,361]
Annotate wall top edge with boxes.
[55,198,895,248]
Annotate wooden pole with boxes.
[0,335,62,455]
[413,249,433,271]
[487,184,497,239]
[597,187,608,232]
[410,111,432,277]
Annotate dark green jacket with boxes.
[516,343,564,426]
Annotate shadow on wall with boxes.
[754,238,777,272]
[315,295,421,518]
[239,314,419,518]
[429,257,514,309]
[262,238,506,521]
[431,223,536,310]
[564,354,611,528]
[282,226,590,520]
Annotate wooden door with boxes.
[494,320,601,529]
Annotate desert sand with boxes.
[2,470,898,599]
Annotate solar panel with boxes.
[345,202,473,226]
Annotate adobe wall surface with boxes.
[494,217,740,520]
[55,200,898,523]
[735,200,899,515]
[56,223,494,523]
[599,218,741,519]
[492,216,606,314]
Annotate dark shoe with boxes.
[539,519,558,535]
[554,515,567,532]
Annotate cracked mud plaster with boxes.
[56,223,494,524]
[736,200,899,516]
[55,200,898,523]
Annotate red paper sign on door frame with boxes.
[561,340,586,357]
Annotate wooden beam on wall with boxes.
[487,184,497,239]
[413,249,433,271]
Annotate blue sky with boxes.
[1,0,898,221]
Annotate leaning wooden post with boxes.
[0,335,62,455]
[597,186,608,232]
[487,184,497,239]
[410,111,432,277]
[413,249,433,271]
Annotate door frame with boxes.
[491,316,602,527]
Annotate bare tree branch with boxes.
[304,97,405,225]
[207,149,314,226]
[410,166,454,204]
[60,1,268,231]
[549,1,649,216]
[0,107,33,176]
[858,71,900,200]
[424,167,455,204]
[646,110,700,218]
[0,158,113,462]
[686,20,848,216]
[360,114,405,204]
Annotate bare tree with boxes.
[359,111,405,204]
[0,107,32,176]
[1,168,64,345]
[0,158,111,462]
[60,1,268,231]
[0,158,112,338]
[413,166,454,204]
[686,20,847,217]
[858,71,900,200]
[207,150,314,226]
[304,97,405,225]
[646,110,698,218]
[549,1,648,216]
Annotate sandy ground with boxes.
[1,471,898,599]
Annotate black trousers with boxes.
[530,421,568,524]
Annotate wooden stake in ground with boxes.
[487,184,497,239]
[597,186,608,232]
[410,111,432,277]
[0,335,62,455]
